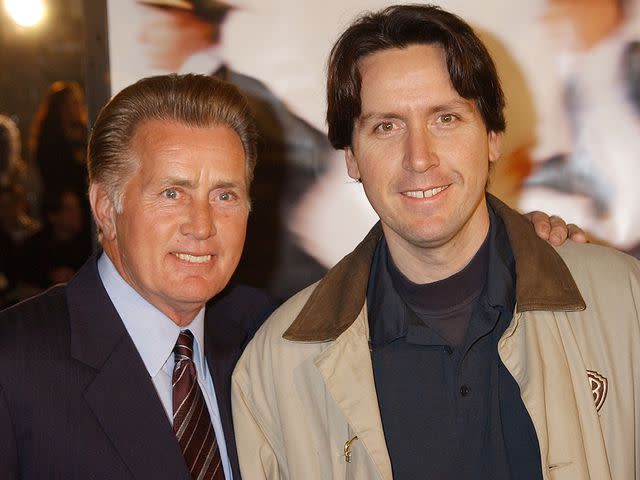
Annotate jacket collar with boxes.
[283,194,586,342]
[68,253,131,369]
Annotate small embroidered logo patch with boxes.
[587,370,608,412]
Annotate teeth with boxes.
[404,191,425,198]
[403,185,449,198]
[174,253,211,264]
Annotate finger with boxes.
[567,223,588,243]
[548,215,568,246]
[525,210,551,240]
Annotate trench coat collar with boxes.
[284,194,585,342]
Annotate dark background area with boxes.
[0,0,88,155]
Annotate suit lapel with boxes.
[67,257,190,480]
[204,298,250,479]
[313,309,393,480]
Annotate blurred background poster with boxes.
[106,0,640,299]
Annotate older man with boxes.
[130,0,334,301]
[0,74,275,479]
[232,5,640,480]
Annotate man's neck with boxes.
[385,206,490,285]
[101,246,202,327]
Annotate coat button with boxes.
[460,385,471,397]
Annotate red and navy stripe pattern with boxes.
[173,330,225,480]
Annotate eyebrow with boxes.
[214,180,244,190]
[162,177,196,189]
[358,98,473,124]
[160,177,244,190]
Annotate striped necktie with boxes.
[173,330,225,480]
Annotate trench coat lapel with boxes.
[313,309,393,480]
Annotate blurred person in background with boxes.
[0,224,16,309]
[29,81,88,196]
[0,185,39,246]
[0,115,27,192]
[15,187,92,300]
[518,0,640,256]
[0,114,40,247]
[0,115,35,238]
[0,115,39,307]
[0,185,39,308]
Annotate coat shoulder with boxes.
[555,242,640,329]
[0,285,69,345]
[233,282,319,375]
[0,285,73,396]
[253,282,318,344]
[556,241,640,280]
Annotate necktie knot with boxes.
[174,330,194,362]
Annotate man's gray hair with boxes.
[87,73,257,213]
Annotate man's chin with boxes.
[172,280,225,303]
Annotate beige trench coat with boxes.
[232,196,640,479]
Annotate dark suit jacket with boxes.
[0,255,276,479]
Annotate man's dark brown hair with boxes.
[326,4,506,150]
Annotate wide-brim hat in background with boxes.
[137,0,235,23]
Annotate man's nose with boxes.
[180,199,216,239]
[403,126,439,173]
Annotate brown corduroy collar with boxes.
[283,194,586,342]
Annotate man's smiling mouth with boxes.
[172,253,212,264]
[402,185,450,198]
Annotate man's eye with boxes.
[163,189,178,199]
[440,114,455,124]
[218,192,234,201]
[375,122,395,132]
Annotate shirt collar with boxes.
[97,252,206,377]
[367,204,515,349]
[367,238,407,349]
[186,307,207,376]
[484,204,516,313]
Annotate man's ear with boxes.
[488,131,502,164]
[345,146,361,181]
[89,183,117,240]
